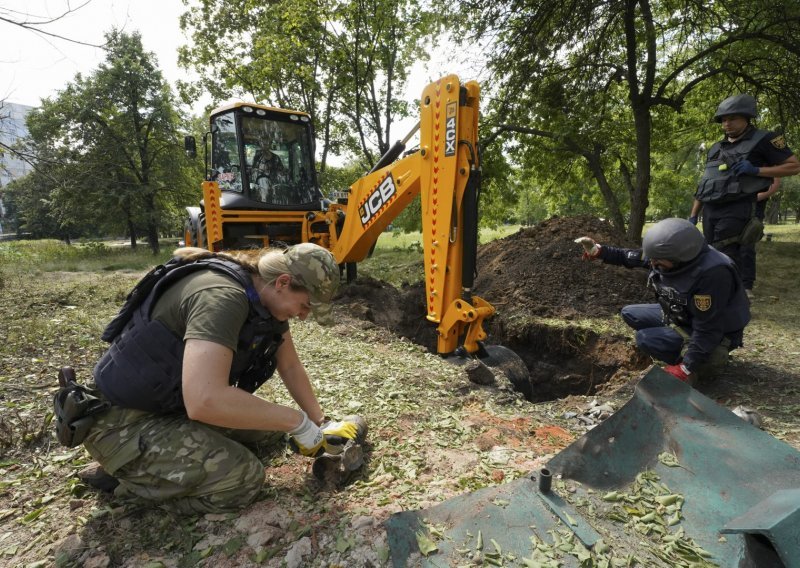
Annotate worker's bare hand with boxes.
[574,237,601,260]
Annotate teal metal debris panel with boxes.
[548,367,800,565]
[385,476,592,567]
[386,367,800,566]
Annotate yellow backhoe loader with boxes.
[184,75,524,374]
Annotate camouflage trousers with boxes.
[83,404,284,514]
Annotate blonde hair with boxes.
[173,247,305,291]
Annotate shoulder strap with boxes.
[101,256,266,342]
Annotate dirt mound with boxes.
[474,215,651,318]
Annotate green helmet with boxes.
[714,94,757,123]
[642,218,705,263]
[284,243,340,325]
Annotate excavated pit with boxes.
[335,216,655,401]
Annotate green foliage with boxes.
[479,144,518,228]
[391,194,422,233]
[13,31,198,252]
[178,0,442,168]
[780,176,800,221]
[318,162,367,198]
[514,185,549,226]
[459,0,800,238]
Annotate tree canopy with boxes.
[6,31,198,250]
[7,1,800,242]
[178,0,441,172]
[463,0,800,238]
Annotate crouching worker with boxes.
[576,218,750,384]
[57,243,360,514]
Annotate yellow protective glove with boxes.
[321,418,362,455]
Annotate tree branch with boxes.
[0,1,105,48]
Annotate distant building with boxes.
[0,102,34,234]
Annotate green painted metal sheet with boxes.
[385,475,593,567]
[548,367,800,565]
[721,488,800,568]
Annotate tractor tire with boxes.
[184,208,207,249]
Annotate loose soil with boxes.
[4,218,799,567]
[337,216,654,400]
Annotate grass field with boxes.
[0,226,522,288]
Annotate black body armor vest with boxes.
[94,257,284,413]
[695,129,773,203]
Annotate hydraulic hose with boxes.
[461,166,480,300]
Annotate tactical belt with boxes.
[53,367,109,448]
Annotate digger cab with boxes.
[208,103,322,210]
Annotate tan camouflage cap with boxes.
[284,243,340,326]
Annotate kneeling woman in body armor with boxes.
[80,243,358,513]
[577,218,751,384]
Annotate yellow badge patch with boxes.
[694,295,712,311]
[771,135,787,149]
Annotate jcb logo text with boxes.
[360,175,397,226]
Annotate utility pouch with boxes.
[739,216,764,246]
[53,367,109,447]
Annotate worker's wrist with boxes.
[301,407,325,427]
[288,410,309,433]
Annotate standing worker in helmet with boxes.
[576,218,750,384]
[689,94,800,298]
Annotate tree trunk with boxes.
[765,194,781,224]
[627,107,651,243]
[585,150,626,233]
[144,191,160,255]
[128,220,137,249]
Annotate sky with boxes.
[0,0,484,144]
[1,0,195,109]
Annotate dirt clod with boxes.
[464,359,496,385]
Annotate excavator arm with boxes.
[331,75,492,355]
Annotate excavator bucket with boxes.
[386,367,800,567]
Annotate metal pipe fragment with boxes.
[538,468,552,493]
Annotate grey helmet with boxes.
[643,218,705,263]
[714,94,757,122]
